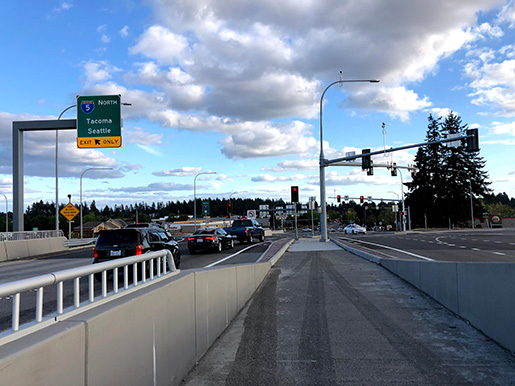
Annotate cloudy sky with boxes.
[1,0,515,214]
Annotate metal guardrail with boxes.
[0,230,65,241]
[0,250,178,335]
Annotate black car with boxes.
[188,227,235,254]
[94,227,181,277]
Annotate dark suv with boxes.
[93,227,181,272]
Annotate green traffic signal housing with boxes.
[465,128,479,152]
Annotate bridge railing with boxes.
[0,250,178,337]
[0,230,64,241]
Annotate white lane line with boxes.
[447,244,456,247]
[343,238,434,261]
[459,246,467,249]
[472,248,481,251]
[204,243,264,268]
[492,251,506,256]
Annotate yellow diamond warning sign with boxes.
[60,203,80,221]
[77,136,122,148]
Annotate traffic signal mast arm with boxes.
[322,130,478,166]
[330,195,402,202]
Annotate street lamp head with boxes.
[369,80,380,83]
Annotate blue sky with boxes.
[1,0,515,214]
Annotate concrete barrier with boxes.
[0,261,274,386]
[333,238,515,353]
[2,237,67,261]
[376,258,515,352]
[0,242,7,262]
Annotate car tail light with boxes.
[94,247,97,259]
[188,237,195,241]
[244,228,248,234]
[205,236,216,240]
[136,245,143,255]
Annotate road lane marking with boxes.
[340,238,434,261]
[492,252,506,256]
[204,243,264,268]
[472,248,481,251]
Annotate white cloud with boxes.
[488,120,515,135]
[355,86,432,122]
[82,60,121,86]
[120,25,130,38]
[220,121,317,159]
[251,173,311,182]
[153,167,202,177]
[129,25,190,65]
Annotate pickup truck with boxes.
[224,219,265,243]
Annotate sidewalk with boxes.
[183,237,515,385]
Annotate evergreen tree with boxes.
[406,113,491,228]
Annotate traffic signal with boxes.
[465,128,479,152]
[227,202,232,215]
[360,195,364,204]
[361,149,372,170]
[337,195,341,203]
[291,186,299,203]
[391,162,397,177]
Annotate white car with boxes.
[343,224,367,234]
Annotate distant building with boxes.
[73,218,127,238]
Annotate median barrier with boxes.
[0,242,6,262]
[335,239,515,353]
[4,240,30,261]
[0,260,275,386]
[2,237,67,261]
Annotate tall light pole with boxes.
[388,190,399,231]
[56,105,77,232]
[319,75,379,242]
[1,193,7,234]
[194,171,217,231]
[397,169,406,232]
[80,167,114,238]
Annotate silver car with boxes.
[343,224,367,234]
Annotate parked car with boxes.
[188,227,235,254]
[343,224,367,234]
[223,219,265,243]
[93,227,181,280]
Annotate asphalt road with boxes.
[183,239,515,385]
[334,228,515,262]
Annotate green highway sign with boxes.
[77,95,121,148]
[202,201,210,216]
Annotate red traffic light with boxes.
[360,195,364,203]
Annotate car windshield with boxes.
[232,220,253,227]
[96,230,141,248]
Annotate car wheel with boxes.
[217,242,223,252]
[260,234,265,242]
[173,250,181,269]
[229,239,234,248]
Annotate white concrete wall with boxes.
[333,238,515,353]
[0,261,273,386]
[379,259,515,353]
[0,237,66,261]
